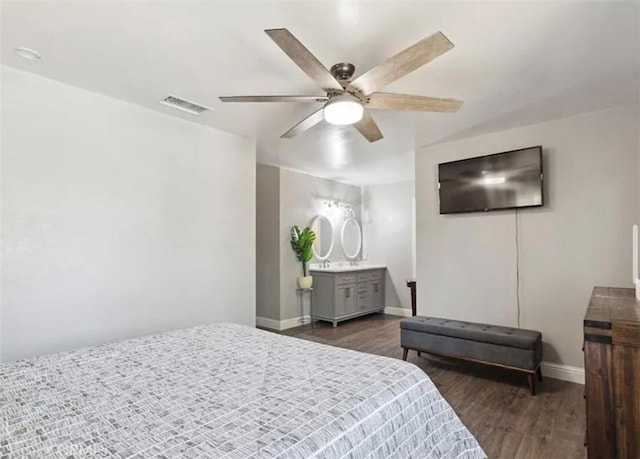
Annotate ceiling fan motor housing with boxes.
[330,63,356,82]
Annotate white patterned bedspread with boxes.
[1,323,485,458]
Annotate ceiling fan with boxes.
[219,28,462,143]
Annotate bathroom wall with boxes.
[255,165,362,328]
[279,168,362,322]
[361,181,416,314]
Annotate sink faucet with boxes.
[322,259,331,268]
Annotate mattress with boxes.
[0,323,485,458]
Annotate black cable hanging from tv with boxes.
[515,209,521,329]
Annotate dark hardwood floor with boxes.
[281,314,586,459]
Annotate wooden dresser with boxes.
[583,287,640,458]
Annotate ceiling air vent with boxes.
[160,95,212,115]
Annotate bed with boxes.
[1,323,485,458]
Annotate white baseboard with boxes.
[256,315,311,331]
[255,316,281,330]
[540,361,584,385]
[280,316,311,330]
[384,307,412,317]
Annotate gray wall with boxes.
[362,181,415,311]
[255,166,362,324]
[1,66,257,362]
[415,104,640,368]
[256,164,281,321]
[279,168,362,321]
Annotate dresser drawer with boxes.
[368,270,384,281]
[357,272,369,282]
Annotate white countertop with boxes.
[309,264,386,273]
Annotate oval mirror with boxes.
[341,217,362,260]
[310,215,334,261]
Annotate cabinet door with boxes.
[368,281,384,309]
[310,274,337,319]
[336,284,357,316]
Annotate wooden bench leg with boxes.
[402,348,408,361]
[536,366,543,382]
[527,373,536,396]
[417,351,421,357]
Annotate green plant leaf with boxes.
[290,225,316,275]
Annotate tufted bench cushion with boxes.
[400,316,541,350]
[400,316,543,395]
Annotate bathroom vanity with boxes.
[309,265,386,327]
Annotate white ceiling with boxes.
[2,1,639,186]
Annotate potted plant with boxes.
[290,225,316,289]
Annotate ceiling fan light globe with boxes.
[323,97,364,125]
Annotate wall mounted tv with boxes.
[438,146,543,214]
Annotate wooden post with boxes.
[406,279,417,316]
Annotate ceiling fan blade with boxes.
[281,107,325,138]
[348,31,454,96]
[353,110,383,143]
[367,92,463,112]
[219,95,328,103]
[265,28,343,92]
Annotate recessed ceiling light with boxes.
[14,47,42,61]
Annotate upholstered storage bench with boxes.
[401,316,543,395]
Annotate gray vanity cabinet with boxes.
[310,268,385,327]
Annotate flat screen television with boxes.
[438,146,543,214]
